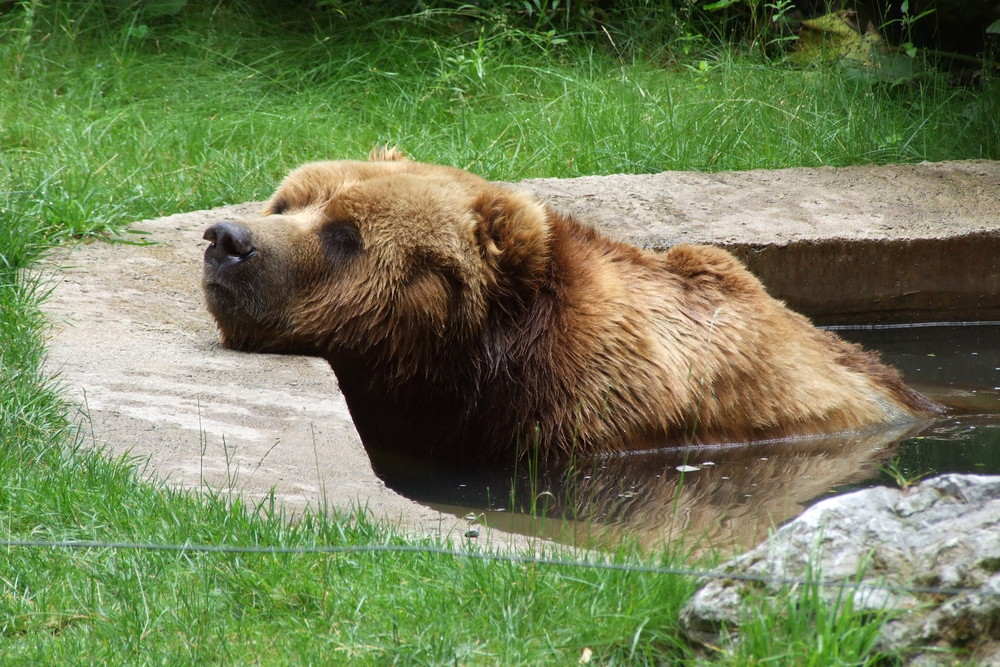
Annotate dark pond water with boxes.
[370,323,1000,552]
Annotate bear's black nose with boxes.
[204,222,255,268]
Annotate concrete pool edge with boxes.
[724,231,1000,325]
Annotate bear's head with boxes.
[202,151,552,378]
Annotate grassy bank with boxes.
[4,2,997,242]
[2,2,995,662]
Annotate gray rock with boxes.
[679,474,1000,664]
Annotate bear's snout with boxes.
[204,222,256,270]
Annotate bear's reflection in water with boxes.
[369,423,927,553]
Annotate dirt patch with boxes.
[40,161,1000,544]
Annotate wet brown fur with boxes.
[202,150,941,462]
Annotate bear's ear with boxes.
[322,196,352,225]
[369,145,407,162]
[472,187,551,294]
[262,195,288,216]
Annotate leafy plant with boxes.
[882,0,935,59]
[882,457,931,491]
[702,0,799,52]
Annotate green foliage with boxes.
[881,457,930,490]
[104,0,188,17]
[711,572,894,665]
[0,415,700,662]
[702,0,799,52]
[2,0,995,248]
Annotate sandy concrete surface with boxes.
[39,160,1000,545]
[515,160,1000,245]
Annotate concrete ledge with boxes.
[514,160,1000,324]
[725,232,1000,325]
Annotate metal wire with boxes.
[1,538,994,599]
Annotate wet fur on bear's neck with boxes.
[202,152,941,463]
[326,209,939,462]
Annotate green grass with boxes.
[1,1,994,662]
[710,579,895,667]
[0,459,694,662]
[3,3,996,240]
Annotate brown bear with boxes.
[202,149,940,463]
